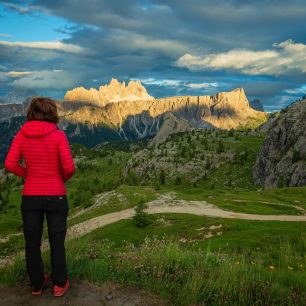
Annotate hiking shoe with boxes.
[31,274,49,295]
[53,279,70,297]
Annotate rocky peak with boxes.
[64,78,154,106]
[213,88,250,110]
[250,99,264,112]
[61,87,266,132]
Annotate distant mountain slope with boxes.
[250,99,264,112]
[253,99,306,188]
[149,112,192,146]
[0,89,37,104]
[0,83,267,162]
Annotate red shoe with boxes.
[31,274,49,296]
[53,279,70,297]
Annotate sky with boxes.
[0,0,306,112]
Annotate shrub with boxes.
[174,176,182,185]
[216,140,224,153]
[133,198,151,227]
[160,170,166,185]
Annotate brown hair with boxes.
[27,97,59,124]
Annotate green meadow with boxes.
[0,129,305,305]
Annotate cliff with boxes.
[60,87,267,135]
[253,99,306,188]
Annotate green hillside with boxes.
[0,129,305,305]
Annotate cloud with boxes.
[7,71,33,77]
[0,40,88,54]
[11,70,79,90]
[2,0,306,111]
[139,78,221,90]
[175,39,306,76]
[2,1,34,15]
[284,85,306,95]
[187,82,219,89]
[0,72,9,82]
[140,78,182,87]
[0,33,13,38]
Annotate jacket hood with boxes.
[21,120,58,138]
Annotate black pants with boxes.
[21,195,69,289]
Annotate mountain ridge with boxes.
[59,86,266,132]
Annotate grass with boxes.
[1,132,306,305]
[1,214,305,305]
[170,186,306,215]
[66,213,306,255]
[68,185,158,226]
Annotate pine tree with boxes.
[216,140,224,153]
[174,176,182,185]
[160,169,166,185]
[133,198,151,227]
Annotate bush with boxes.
[216,140,224,153]
[174,176,182,185]
[228,129,235,137]
[125,170,139,185]
[133,198,151,227]
[160,170,166,185]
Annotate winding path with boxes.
[67,199,306,239]
[1,196,306,267]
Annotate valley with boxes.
[1,121,306,305]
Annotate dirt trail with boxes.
[67,196,306,239]
[0,279,167,306]
[1,194,306,267]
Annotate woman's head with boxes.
[27,97,59,124]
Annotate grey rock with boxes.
[253,99,306,188]
[250,99,264,112]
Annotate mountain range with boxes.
[0,79,267,161]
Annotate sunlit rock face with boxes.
[61,87,266,132]
[64,78,154,106]
[0,83,267,162]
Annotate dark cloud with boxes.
[1,0,306,110]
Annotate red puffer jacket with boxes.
[5,120,75,195]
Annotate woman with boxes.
[4,97,75,297]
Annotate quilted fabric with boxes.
[5,120,75,195]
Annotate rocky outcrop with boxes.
[61,88,266,135]
[149,112,192,146]
[253,99,306,188]
[64,78,154,106]
[0,85,267,162]
[250,99,264,112]
[257,112,280,133]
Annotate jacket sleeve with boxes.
[58,131,75,181]
[4,131,27,178]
